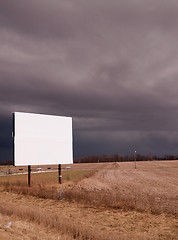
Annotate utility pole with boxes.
[134,149,137,169]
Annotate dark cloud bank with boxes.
[0,0,178,162]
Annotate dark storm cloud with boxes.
[0,0,178,160]
[0,116,13,161]
[0,0,76,39]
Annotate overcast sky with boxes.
[0,0,178,161]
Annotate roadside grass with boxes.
[63,187,178,216]
[0,191,177,240]
[0,163,177,216]
[0,161,177,240]
[0,201,110,240]
[1,175,177,216]
[157,166,178,168]
[0,169,97,201]
[0,169,93,185]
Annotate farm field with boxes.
[0,161,177,239]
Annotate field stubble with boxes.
[70,162,178,215]
[0,161,177,239]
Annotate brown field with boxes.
[0,161,177,239]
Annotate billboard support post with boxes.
[58,164,62,184]
[28,165,31,187]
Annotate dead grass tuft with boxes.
[2,179,177,216]
[0,202,112,240]
[0,162,177,217]
[63,187,177,216]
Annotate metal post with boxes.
[58,164,62,184]
[28,165,31,187]
[134,149,137,169]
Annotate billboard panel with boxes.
[13,112,73,166]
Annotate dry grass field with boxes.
[0,161,177,239]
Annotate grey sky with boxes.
[0,0,178,161]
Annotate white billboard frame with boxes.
[13,112,73,166]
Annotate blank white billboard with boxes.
[13,112,73,166]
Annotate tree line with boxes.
[0,154,177,165]
[74,154,178,163]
